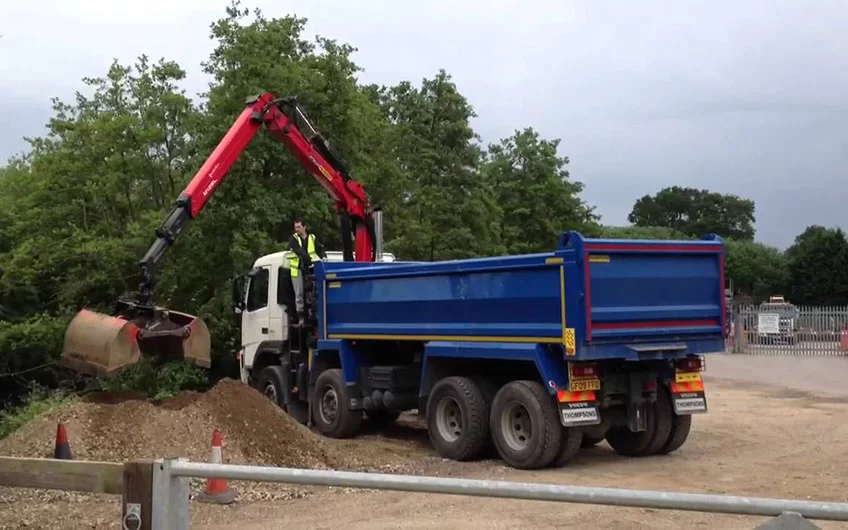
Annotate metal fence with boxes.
[728,304,848,356]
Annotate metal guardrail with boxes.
[151,457,847,530]
[2,456,845,529]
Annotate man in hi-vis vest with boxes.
[286,217,327,323]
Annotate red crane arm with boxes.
[134,91,376,306]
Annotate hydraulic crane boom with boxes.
[139,92,376,304]
[58,91,378,377]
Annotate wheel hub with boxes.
[435,397,463,443]
[501,401,532,452]
[263,382,277,403]
[319,386,339,425]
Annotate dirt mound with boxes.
[195,378,350,469]
[0,378,430,505]
[0,378,355,471]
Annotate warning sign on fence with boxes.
[757,313,780,334]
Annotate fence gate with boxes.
[728,304,848,357]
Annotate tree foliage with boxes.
[588,225,691,240]
[1,2,845,412]
[0,2,597,406]
[722,239,788,302]
[784,226,848,306]
[483,128,596,254]
[628,185,756,240]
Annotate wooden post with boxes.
[122,459,155,530]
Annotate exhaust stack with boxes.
[373,208,384,262]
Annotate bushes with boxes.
[0,383,73,440]
[92,358,210,400]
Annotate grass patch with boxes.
[0,385,74,440]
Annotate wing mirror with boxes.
[232,275,246,314]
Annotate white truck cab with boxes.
[234,249,396,386]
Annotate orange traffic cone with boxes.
[196,428,236,504]
[53,423,72,460]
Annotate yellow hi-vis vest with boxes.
[287,233,319,277]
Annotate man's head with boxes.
[293,217,307,237]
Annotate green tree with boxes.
[372,70,502,260]
[587,225,691,240]
[723,239,788,303]
[183,2,410,374]
[0,56,200,405]
[785,225,848,305]
[628,186,756,240]
[481,128,596,254]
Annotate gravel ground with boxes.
[2,355,848,529]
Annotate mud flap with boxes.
[670,380,708,415]
[556,390,601,427]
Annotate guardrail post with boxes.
[151,457,189,530]
[122,459,155,530]
[754,511,821,529]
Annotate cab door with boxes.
[241,265,271,365]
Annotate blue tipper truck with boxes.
[290,230,729,470]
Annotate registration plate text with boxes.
[569,379,600,391]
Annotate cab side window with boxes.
[246,267,270,311]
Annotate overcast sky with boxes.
[1,0,846,249]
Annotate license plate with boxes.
[672,391,708,414]
[558,402,601,426]
[569,378,601,391]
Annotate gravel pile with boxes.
[0,378,372,503]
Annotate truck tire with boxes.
[605,390,672,457]
[580,421,609,448]
[489,380,562,470]
[658,386,692,455]
[551,426,583,467]
[642,386,673,455]
[257,366,286,408]
[313,368,363,438]
[426,376,490,461]
[471,375,500,458]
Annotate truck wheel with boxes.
[580,421,609,448]
[426,376,490,461]
[643,387,673,455]
[257,366,286,408]
[551,427,583,467]
[658,387,692,454]
[605,391,672,457]
[313,368,363,438]
[471,376,500,458]
[489,380,562,470]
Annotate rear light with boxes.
[676,355,705,372]
[571,362,599,378]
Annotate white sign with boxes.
[758,312,780,334]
